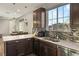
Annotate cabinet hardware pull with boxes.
[15,41,19,42]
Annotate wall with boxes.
[16,12,33,34]
[26,12,33,33]
[0,18,9,36]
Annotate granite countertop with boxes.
[35,37,79,51]
[2,34,34,41]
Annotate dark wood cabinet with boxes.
[33,38,40,56]
[42,41,57,56]
[15,39,26,56]
[70,3,79,29]
[40,45,47,56]
[33,39,47,56]
[33,8,46,29]
[6,41,16,56]
[6,38,68,56]
[26,38,33,54]
[34,39,57,56]
[5,38,33,56]
[46,44,57,56]
[40,40,47,56]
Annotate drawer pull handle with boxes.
[15,41,19,42]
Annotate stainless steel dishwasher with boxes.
[68,49,79,56]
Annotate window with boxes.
[9,20,16,33]
[48,8,57,26]
[19,21,24,31]
[48,4,70,31]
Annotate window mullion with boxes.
[63,6,64,23]
[52,10,53,25]
[57,8,58,24]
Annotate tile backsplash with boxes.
[48,31,72,40]
[48,29,79,42]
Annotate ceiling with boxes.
[0,3,61,19]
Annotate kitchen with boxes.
[0,3,79,56]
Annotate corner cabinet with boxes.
[33,8,46,29]
[40,40,57,56]
[70,3,79,29]
[33,38,40,56]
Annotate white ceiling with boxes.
[0,3,61,19]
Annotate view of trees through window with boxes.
[48,4,70,31]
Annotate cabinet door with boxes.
[33,12,37,28]
[33,8,46,28]
[47,44,57,56]
[40,43,47,56]
[26,38,33,54]
[70,3,79,28]
[47,47,57,56]
[33,39,40,55]
[15,39,26,56]
[6,41,16,56]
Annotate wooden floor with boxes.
[0,38,4,56]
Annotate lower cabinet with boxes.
[5,38,33,56]
[37,40,57,56]
[5,38,71,56]
[6,41,16,56]
[46,45,57,56]
[40,41,47,56]
[33,38,40,56]
[57,46,69,56]
[15,39,26,56]
[26,38,33,54]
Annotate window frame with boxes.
[48,3,70,31]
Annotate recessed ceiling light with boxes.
[17,9,20,12]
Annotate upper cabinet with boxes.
[70,3,79,29]
[33,8,46,29]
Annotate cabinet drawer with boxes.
[6,41,16,45]
[6,39,26,44]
